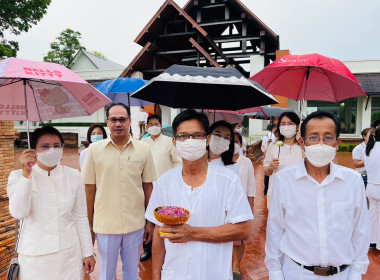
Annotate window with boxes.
[307,98,357,134]
[371,97,380,126]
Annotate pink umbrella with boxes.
[250,53,366,103]
[0,57,111,146]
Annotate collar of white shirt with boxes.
[294,161,345,185]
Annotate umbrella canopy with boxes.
[132,65,278,110]
[95,78,153,107]
[203,111,244,125]
[0,57,111,122]
[245,107,305,120]
[250,53,367,103]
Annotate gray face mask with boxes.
[37,148,62,167]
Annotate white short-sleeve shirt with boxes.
[352,142,366,173]
[145,164,254,280]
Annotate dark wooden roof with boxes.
[121,0,279,79]
[134,0,208,48]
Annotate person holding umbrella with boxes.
[7,126,95,279]
[263,111,303,208]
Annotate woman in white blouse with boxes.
[7,126,95,280]
[232,132,256,279]
[263,111,304,209]
[364,127,380,251]
[207,120,239,174]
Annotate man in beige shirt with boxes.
[82,103,156,280]
[140,114,182,261]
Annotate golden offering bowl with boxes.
[154,206,190,226]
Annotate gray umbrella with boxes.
[245,107,305,120]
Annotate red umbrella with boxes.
[250,53,366,103]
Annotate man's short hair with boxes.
[374,119,380,128]
[147,114,161,125]
[172,109,209,136]
[106,103,131,118]
[301,111,340,138]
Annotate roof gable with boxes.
[69,49,125,70]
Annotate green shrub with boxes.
[338,144,357,152]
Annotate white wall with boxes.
[249,55,266,137]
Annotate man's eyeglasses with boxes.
[212,133,231,141]
[108,117,130,124]
[36,143,64,151]
[303,136,336,144]
[175,133,206,141]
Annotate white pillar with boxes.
[130,106,140,138]
[249,55,266,137]
[170,109,181,124]
[160,105,171,126]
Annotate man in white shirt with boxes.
[140,114,182,261]
[145,109,254,280]
[139,107,149,137]
[265,111,370,280]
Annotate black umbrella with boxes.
[131,65,278,110]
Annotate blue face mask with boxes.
[91,135,103,143]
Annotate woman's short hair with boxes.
[30,126,64,149]
[87,123,107,143]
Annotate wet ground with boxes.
[7,150,380,279]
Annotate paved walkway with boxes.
[4,150,380,279]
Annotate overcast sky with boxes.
[6,0,380,67]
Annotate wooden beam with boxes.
[225,5,230,20]
[189,38,221,68]
[156,49,197,55]
[198,19,242,27]
[208,35,260,43]
[156,31,197,38]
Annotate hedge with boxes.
[338,144,357,152]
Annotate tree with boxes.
[43,29,86,66]
[0,0,51,59]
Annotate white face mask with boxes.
[90,135,103,143]
[37,148,63,167]
[279,125,297,139]
[304,144,336,167]
[234,143,241,155]
[176,139,207,161]
[209,135,230,155]
[147,126,161,136]
[235,128,243,134]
